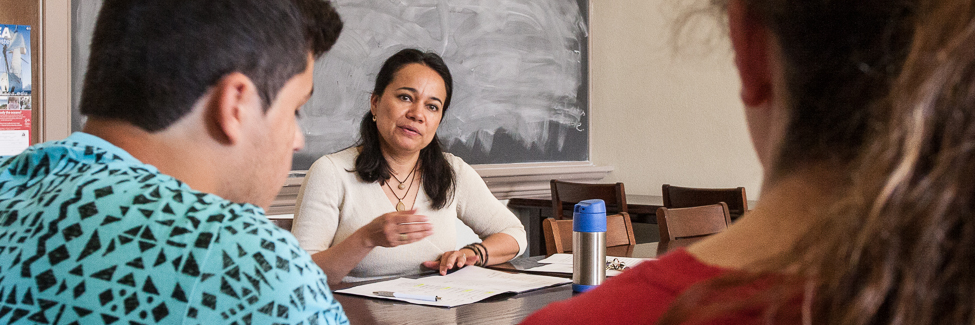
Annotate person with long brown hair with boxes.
[523,0,975,323]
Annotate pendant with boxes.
[398,183,406,190]
[396,201,406,211]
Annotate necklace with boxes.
[389,161,418,190]
[385,170,418,211]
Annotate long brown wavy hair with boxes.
[662,0,975,324]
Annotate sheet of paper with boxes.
[335,277,500,307]
[524,263,626,277]
[334,266,570,307]
[537,254,651,267]
[527,254,652,276]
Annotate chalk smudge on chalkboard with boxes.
[298,0,588,168]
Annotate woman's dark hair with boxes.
[662,0,975,324]
[79,0,343,132]
[799,2,975,323]
[354,48,455,209]
[728,0,917,181]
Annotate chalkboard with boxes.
[71,0,590,169]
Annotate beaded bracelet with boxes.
[463,243,489,266]
[463,244,483,266]
[479,243,489,266]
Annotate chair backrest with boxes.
[542,212,636,254]
[656,203,732,241]
[661,184,748,219]
[551,180,627,220]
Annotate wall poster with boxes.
[0,23,31,156]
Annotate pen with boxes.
[373,291,441,302]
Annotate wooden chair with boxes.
[551,180,627,220]
[542,212,637,254]
[656,203,732,241]
[661,184,748,220]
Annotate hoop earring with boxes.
[372,115,377,122]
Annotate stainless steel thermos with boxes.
[572,199,607,293]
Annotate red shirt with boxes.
[520,248,728,325]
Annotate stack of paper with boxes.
[335,266,570,307]
[524,254,653,277]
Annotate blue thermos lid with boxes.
[573,199,607,232]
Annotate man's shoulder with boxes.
[0,164,338,324]
[195,199,300,256]
[1,134,157,195]
[181,198,349,324]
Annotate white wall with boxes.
[590,0,764,197]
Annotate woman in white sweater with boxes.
[292,49,527,284]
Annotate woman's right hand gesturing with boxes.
[360,209,434,248]
[309,209,434,286]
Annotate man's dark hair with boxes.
[79,0,343,131]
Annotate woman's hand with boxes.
[422,248,479,275]
[359,209,433,248]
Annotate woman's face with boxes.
[371,63,447,157]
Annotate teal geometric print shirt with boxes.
[0,132,348,324]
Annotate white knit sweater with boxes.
[291,148,527,282]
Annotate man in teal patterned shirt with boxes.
[0,0,348,324]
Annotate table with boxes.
[332,280,570,325]
[329,240,699,324]
[491,238,700,274]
